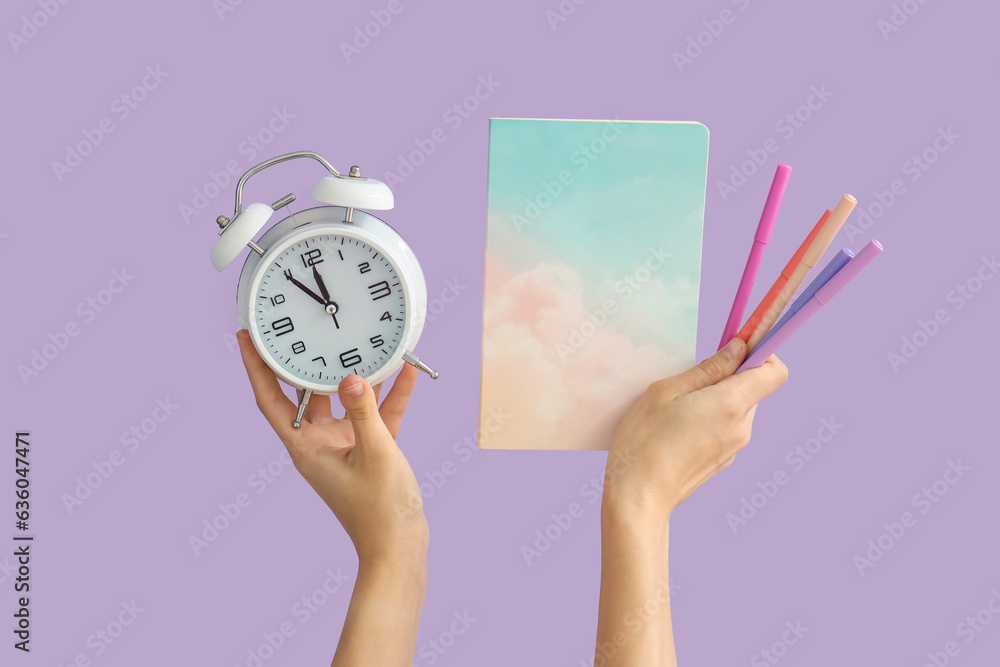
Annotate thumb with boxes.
[338,375,387,444]
[679,337,746,393]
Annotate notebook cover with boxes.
[478,118,709,450]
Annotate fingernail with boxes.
[720,337,742,361]
[341,378,364,398]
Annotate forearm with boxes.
[331,543,428,667]
[595,504,675,667]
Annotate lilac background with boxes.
[4,1,998,665]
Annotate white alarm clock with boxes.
[211,150,438,428]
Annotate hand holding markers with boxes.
[592,163,878,667]
[720,164,883,372]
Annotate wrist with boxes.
[601,486,673,535]
[341,539,427,665]
[602,447,679,530]
[358,542,427,596]
[357,520,429,576]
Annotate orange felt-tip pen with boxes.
[735,208,831,344]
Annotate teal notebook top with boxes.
[479,118,709,450]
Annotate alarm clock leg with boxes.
[293,388,313,428]
[402,351,439,379]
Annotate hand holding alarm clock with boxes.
[211,150,438,428]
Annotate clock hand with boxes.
[283,269,327,306]
[312,265,340,330]
[323,300,340,329]
[312,265,331,302]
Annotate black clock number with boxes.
[312,356,326,367]
[358,261,371,274]
[339,348,362,368]
[291,341,306,354]
[272,316,294,337]
[370,335,384,348]
[369,280,391,301]
[380,310,392,322]
[300,248,323,268]
[270,294,285,306]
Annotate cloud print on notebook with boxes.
[479,118,709,450]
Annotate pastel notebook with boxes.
[478,118,709,450]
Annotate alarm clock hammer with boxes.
[210,150,439,428]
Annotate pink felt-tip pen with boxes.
[735,239,884,373]
[718,163,792,350]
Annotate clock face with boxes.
[251,234,406,388]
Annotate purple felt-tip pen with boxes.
[736,240,883,373]
[755,248,855,350]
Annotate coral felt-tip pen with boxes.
[717,163,792,350]
[745,193,857,352]
[755,248,855,350]
[735,208,831,345]
[736,240,883,374]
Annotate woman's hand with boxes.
[236,329,427,562]
[594,337,789,667]
[238,329,428,666]
[604,337,789,526]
